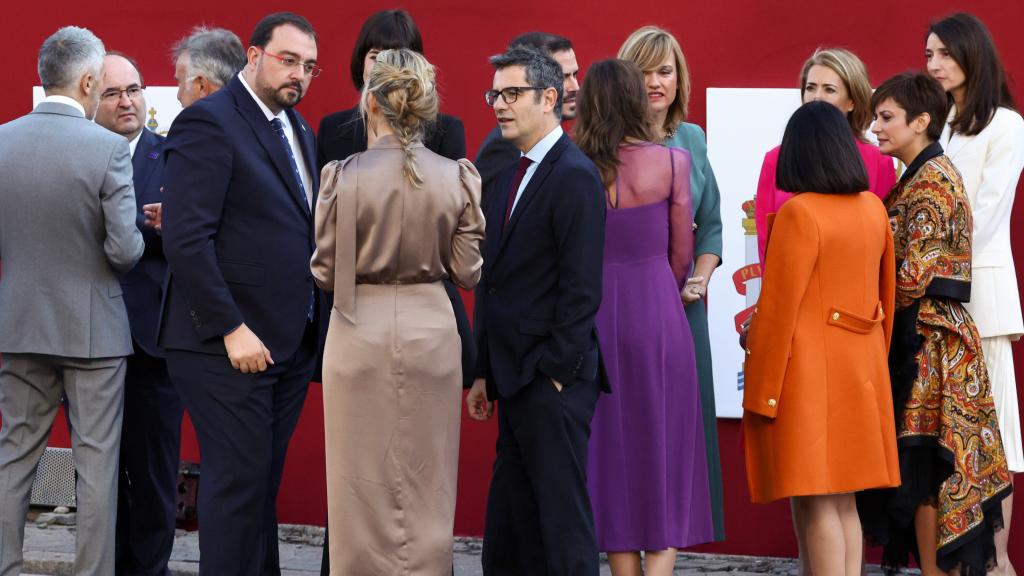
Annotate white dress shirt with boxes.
[509,124,564,216]
[237,72,313,208]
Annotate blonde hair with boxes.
[617,25,691,134]
[799,48,873,140]
[360,48,438,186]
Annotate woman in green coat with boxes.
[619,25,726,541]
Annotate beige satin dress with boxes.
[311,135,485,575]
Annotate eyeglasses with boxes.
[261,48,322,78]
[484,86,543,106]
[100,86,144,102]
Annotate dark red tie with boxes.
[504,156,534,226]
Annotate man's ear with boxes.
[80,72,94,97]
[246,45,261,68]
[544,86,558,113]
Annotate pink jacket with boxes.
[755,139,896,262]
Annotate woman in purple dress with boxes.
[576,58,713,576]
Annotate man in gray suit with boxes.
[0,26,143,576]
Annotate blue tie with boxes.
[270,117,309,212]
[270,117,315,322]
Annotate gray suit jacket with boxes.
[0,101,143,358]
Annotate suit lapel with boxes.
[132,129,163,201]
[231,79,311,220]
[491,134,569,263]
[288,108,317,196]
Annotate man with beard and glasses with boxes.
[158,12,323,575]
[474,32,580,196]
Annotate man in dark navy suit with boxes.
[159,12,322,576]
[467,47,608,576]
[93,52,182,576]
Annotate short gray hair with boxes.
[172,26,246,88]
[489,47,564,120]
[38,26,105,90]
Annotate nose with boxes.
[118,91,133,106]
[926,55,940,73]
[645,71,658,88]
[870,120,881,134]
[566,76,579,93]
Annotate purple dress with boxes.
[587,143,714,551]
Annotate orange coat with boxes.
[743,191,900,503]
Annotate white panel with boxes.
[705,88,800,418]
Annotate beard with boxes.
[260,80,305,110]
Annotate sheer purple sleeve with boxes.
[669,147,695,289]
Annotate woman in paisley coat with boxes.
[860,71,1011,576]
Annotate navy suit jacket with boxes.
[121,128,167,357]
[474,125,520,202]
[474,132,610,399]
[158,76,321,359]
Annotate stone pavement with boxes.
[21,521,917,575]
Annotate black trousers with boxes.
[166,323,316,576]
[115,347,183,576]
[482,374,601,576]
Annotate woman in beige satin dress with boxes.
[310,48,485,575]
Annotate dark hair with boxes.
[871,72,949,142]
[350,10,423,90]
[250,12,317,50]
[507,31,572,55]
[776,101,868,194]
[928,13,1014,136]
[575,59,653,186]
[489,47,563,120]
[105,51,144,86]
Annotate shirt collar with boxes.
[522,124,563,165]
[40,95,85,117]
[128,130,143,158]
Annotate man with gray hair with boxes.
[139,27,246,234]
[172,25,246,108]
[0,26,143,575]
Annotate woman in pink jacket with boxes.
[755,48,895,263]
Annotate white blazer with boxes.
[941,106,1024,339]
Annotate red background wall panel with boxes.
[3,0,1022,565]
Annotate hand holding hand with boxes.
[224,323,274,373]
[681,275,706,304]
[466,378,494,421]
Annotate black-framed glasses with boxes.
[100,85,144,102]
[484,86,543,106]
[261,48,322,78]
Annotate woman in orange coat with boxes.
[743,101,900,576]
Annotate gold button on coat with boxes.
[832,312,840,320]
[767,399,777,407]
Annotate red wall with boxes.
[6,0,1023,566]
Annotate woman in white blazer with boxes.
[927,13,1024,575]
